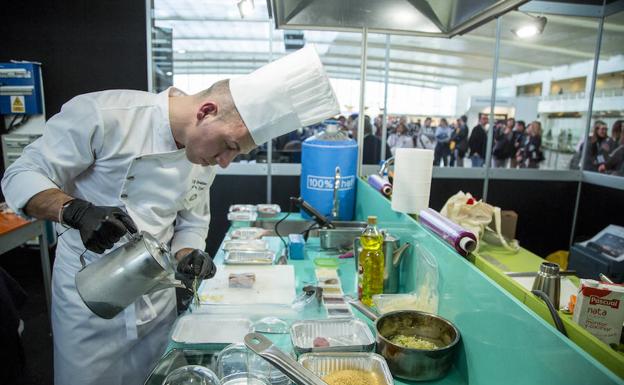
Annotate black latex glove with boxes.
[62,198,137,254]
[176,249,217,288]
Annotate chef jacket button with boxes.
[120,193,128,199]
[127,176,135,180]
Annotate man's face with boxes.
[515,123,525,132]
[185,117,256,168]
[480,116,489,126]
[424,118,431,126]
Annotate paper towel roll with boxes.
[392,148,434,213]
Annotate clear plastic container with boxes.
[230,227,268,240]
[229,204,257,213]
[228,212,258,222]
[217,343,292,385]
[162,365,221,385]
[256,204,281,218]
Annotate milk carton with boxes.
[573,279,624,345]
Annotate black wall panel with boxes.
[0,0,148,119]
[207,175,267,255]
[429,178,484,211]
[486,180,579,257]
[574,182,624,243]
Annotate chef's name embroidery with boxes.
[187,179,208,201]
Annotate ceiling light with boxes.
[512,15,547,39]
[177,49,187,54]
[237,0,254,19]
[166,71,173,76]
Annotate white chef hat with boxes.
[229,44,340,146]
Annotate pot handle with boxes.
[244,333,328,385]
[348,299,379,321]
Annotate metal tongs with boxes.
[244,333,328,385]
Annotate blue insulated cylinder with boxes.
[300,125,358,221]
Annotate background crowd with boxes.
[248,113,623,175]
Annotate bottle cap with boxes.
[367,216,377,225]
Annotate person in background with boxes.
[387,119,414,156]
[374,114,384,137]
[582,120,610,171]
[337,115,347,130]
[517,121,544,168]
[608,120,622,152]
[415,116,436,149]
[510,120,526,168]
[433,118,452,166]
[450,115,469,167]
[598,128,624,176]
[468,115,488,167]
[360,115,391,164]
[492,118,514,168]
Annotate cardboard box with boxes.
[572,279,624,345]
[500,210,518,241]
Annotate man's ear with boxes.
[196,101,218,121]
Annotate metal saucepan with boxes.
[244,333,328,385]
[349,300,460,381]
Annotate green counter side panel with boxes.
[473,244,624,378]
[354,178,623,385]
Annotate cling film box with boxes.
[573,279,624,345]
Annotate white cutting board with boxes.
[198,265,296,305]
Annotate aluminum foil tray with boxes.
[298,353,393,385]
[222,239,269,252]
[224,250,276,265]
[290,319,375,355]
[171,315,252,346]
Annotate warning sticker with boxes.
[10,96,26,113]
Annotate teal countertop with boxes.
[162,179,623,385]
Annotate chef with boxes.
[1,45,339,385]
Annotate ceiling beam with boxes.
[546,14,624,33]
[173,48,501,76]
[172,35,547,69]
[174,57,481,82]
[173,67,445,89]
[175,61,462,85]
[173,62,456,86]
[332,39,551,70]
[461,34,596,59]
[156,16,269,23]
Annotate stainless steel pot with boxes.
[75,231,185,319]
[350,300,460,381]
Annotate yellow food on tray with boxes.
[390,334,438,349]
[322,369,380,385]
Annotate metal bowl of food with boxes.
[350,301,460,381]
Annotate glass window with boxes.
[492,10,601,170]
[584,10,624,177]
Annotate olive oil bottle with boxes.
[358,216,385,306]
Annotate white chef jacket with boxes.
[1,87,216,385]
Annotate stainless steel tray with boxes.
[224,250,276,265]
[298,352,393,385]
[290,319,375,355]
[171,315,253,346]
